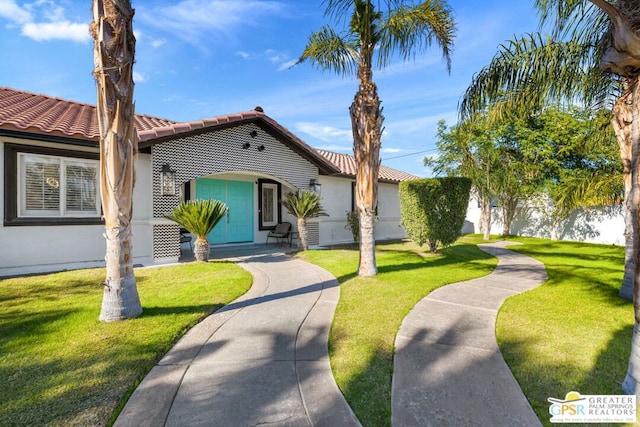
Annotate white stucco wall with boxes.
[0,146,155,276]
[464,196,625,245]
[316,176,407,246]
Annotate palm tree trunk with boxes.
[351,67,382,277]
[613,78,637,300]
[193,237,210,262]
[479,195,492,240]
[297,218,308,251]
[91,0,142,321]
[617,75,640,396]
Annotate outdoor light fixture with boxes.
[242,142,251,149]
[309,178,321,195]
[257,144,265,152]
[160,163,176,196]
[249,130,258,138]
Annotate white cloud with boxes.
[277,59,297,71]
[236,51,250,59]
[137,0,285,46]
[381,147,403,154]
[21,21,89,43]
[151,38,167,48]
[296,122,352,143]
[133,71,147,83]
[0,0,32,24]
[0,0,89,43]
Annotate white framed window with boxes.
[18,153,100,218]
[261,183,278,228]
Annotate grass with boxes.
[300,236,634,427]
[298,237,499,426]
[496,236,633,427]
[0,262,252,426]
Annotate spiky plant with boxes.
[281,190,328,250]
[165,199,228,262]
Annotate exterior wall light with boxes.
[309,178,321,195]
[160,163,176,196]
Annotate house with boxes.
[0,87,418,276]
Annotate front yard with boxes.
[0,236,633,426]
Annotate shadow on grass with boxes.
[499,324,633,427]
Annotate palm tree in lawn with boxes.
[281,190,328,251]
[90,0,142,322]
[165,199,228,262]
[297,0,456,276]
[460,0,640,395]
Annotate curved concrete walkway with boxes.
[115,249,360,427]
[392,241,547,427]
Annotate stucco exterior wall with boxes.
[316,176,407,246]
[464,196,625,245]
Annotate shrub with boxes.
[399,177,471,252]
[345,210,360,243]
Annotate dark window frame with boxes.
[4,143,103,226]
[258,178,281,231]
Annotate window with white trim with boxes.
[18,153,100,217]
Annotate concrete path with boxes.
[115,249,360,427]
[392,241,547,427]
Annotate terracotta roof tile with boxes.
[316,149,419,183]
[0,86,175,141]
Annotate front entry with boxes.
[195,178,254,244]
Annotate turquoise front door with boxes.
[195,178,254,244]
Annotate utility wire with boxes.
[383,148,438,161]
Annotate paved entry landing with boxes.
[115,253,360,426]
[392,241,547,427]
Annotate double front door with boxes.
[195,178,254,244]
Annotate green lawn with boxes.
[300,236,633,427]
[298,238,499,426]
[497,237,633,426]
[0,262,252,426]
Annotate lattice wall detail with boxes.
[153,224,180,259]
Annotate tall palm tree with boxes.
[90,0,142,322]
[281,190,328,251]
[460,0,640,396]
[165,199,228,262]
[298,0,456,276]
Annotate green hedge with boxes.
[399,177,472,251]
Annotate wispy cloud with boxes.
[295,122,352,143]
[137,0,285,48]
[277,59,297,71]
[133,71,147,83]
[22,21,88,43]
[236,51,250,59]
[0,0,89,43]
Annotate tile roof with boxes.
[316,150,419,183]
[0,86,176,141]
[0,87,417,181]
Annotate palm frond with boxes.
[460,34,611,121]
[165,199,228,239]
[281,190,329,219]
[378,0,456,72]
[297,25,358,76]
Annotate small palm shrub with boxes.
[165,199,228,261]
[345,210,360,243]
[281,190,328,250]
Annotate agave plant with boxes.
[165,199,228,261]
[281,190,328,250]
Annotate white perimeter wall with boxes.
[464,196,625,245]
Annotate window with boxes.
[18,153,99,218]
[258,179,281,230]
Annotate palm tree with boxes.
[165,199,228,262]
[459,0,640,396]
[297,0,456,276]
[281,190,328,251]
[90,0,142,322]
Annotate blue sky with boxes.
[0,0,540,177]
